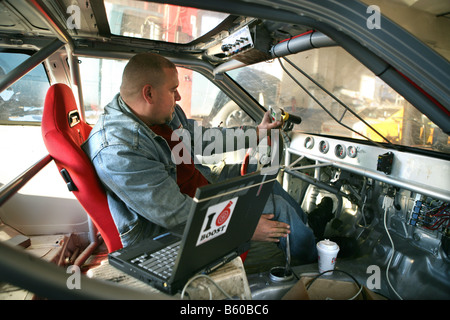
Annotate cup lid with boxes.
[317,239,339,251]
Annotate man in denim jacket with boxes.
[83,53,316,263]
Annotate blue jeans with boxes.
[263,182,317,264]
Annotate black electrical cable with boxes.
[305,269,367,300]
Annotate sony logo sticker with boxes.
[196,197,238,246]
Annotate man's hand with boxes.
[256,111,282,140]
[252,214,290,242]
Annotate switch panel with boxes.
[220,24,271,64]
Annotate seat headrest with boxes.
[42,83,90,145]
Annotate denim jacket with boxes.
[82,94,254,247]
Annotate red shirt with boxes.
[150,124,209,197]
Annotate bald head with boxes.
[120,52,176,102]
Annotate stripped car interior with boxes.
[0,0,449,300]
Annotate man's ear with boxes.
[142,84,153,103]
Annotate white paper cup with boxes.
[317,239,339,275]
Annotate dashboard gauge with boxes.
[335,144,346,159]
[348,146,357,158]
[319,140,329,154]
[304,136,315,149]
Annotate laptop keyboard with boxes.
[130,241,181,279]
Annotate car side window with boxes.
[78,57,128,124]
[0,52,52,192]
[178,67,255,128]
[0,52,50,124]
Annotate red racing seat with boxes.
[41,83,122,253]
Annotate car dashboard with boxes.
[279,132,450,299]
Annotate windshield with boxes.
[227,46,449,154]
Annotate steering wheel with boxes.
[241,131,282,176]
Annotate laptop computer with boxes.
[108,169,278,295]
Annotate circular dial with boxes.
[304,136,315,149]
[319,140,329,154]
[335,144,346,159]
[348,146,357,158]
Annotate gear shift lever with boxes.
[269,234,294,282]
[285,234,291,276]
